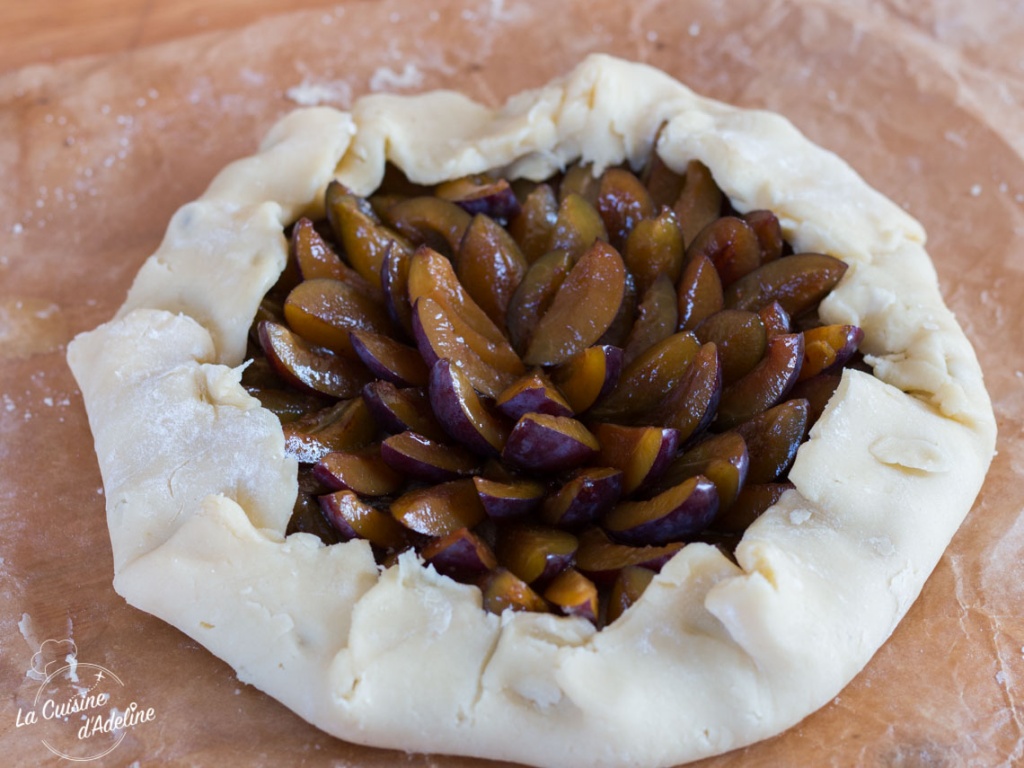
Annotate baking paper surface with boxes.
[1,0,1022,765]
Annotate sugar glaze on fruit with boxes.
[242,157,865,628]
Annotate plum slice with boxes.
[349,330,429,387]
[695,309,767,385]
[643,341,722,444]
[421,527,498,581]
[642,152,685,209]
[734,399,809,484]
[715,332,804,429]
[325,181,413,291]
[742,209,785,263]
[712,482,793,533]
[390,478,487,537]
[244,386,329,424]
[428,359,510,457]
[592,423,680,495]
[595,269,638,350]
[506,249,574,354]
[574,528,683,586]
[288,470,341,544]
[799,324,864,380]
[758,300,792,339]
[407,246,524,377]
[436,174,521,222]
[457,214,528,327]
[473,476,547,521]
[382,196,472,258]
[381,242,414,336]
[413,296,517,398]
[540,467,624,529]
[549,344,623,414]
[543,568,599,623]
[284,277,393,358]
[549,192,608,260]
[258,320,372,399]
[559,163,601,204]
[686,216,762,287]
[480,568,550,615]
[603,476,719,546]
[524,240,627,366]
[654,432,749,509]
[623,207,685,293]
[789,372,842,426]
[590,332,701,422]
[677,253,724,331]
[673,160,723,245]
[606,565,656,624]
[362,381,447,441]
[495,524,578,585]
[290,217,376,297]
[623,275,679,365]
[313,445,405,496]
[495,370,574,420]
[381,431,481,483]
[320,490,407,549]
[507,183,557,263]
[724,252,848,316]
[501,413,599,473]
[596,168,656,250]
[282,397,377,464]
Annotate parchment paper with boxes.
[1,0,1022,765]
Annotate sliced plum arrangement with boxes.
[244,157,862,628]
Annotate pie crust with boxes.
[67,55,996,768]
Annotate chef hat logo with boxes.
[29,638,79,681]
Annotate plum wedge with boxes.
[313,445,405,496]
[715,333,804,429]
[320,491,407,549]
[592,423,680,495]
[495,370,574,420]
[428,359,510,457]
[495,524,579,585]
[473,476,547,521]
[549,345,623,414]
[436,174,521,222]
[362,381,447,441]
[422,528,498,581]
[284,277,393,358]
[540,467,624,529]
[603,476,719,546]
[502,413,599,473]
[724,252,848,316]
[259,320,372,399]
[574,528,683,586]
[524,241,627,366]
[282,397,377,464]
[413,296,517,398]
[390,479,487,537]
[544,568,599,623]
[349,330,429,387]
[381,431,482,483]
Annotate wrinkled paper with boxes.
[1,0,1022,765]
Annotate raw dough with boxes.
[66,54,996,768]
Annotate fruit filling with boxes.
[243,157,865,628]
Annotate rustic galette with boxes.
[67,55,996,767]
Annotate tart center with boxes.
[242,157,863,628]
